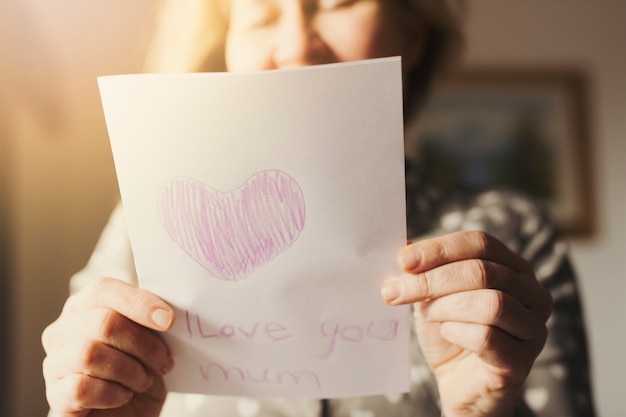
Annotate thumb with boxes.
[65,277,175,331]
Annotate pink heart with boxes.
[158,170,306,282]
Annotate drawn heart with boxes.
[158,170,306,282]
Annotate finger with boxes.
[398,231,534,275]
[64,277,175,332]
[417,290,547,341]
[43,308,174,376]
[382,259,552,320]
[46,373,133,415]
[43,340,155,394]
[438,321,546,372]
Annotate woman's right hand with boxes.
[42,277,176,417]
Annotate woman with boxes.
[42,1,595,416]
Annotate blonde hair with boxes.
[143,0,464,107]
[143,0,230,72]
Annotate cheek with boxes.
[319,13,408,62]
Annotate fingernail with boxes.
[151,308,173,330]
[381,279,401,304]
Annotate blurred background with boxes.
[1,0,624,416]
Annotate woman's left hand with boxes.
[382,231,552,417]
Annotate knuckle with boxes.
[467,230,494,257]
[64,374,92,410]
[411,272,433,299]
[92,276,122,304]
[432,240,448,261]
[124,292,151,320]
[464,258,491,288]
[79,340,102,368]
[48,372,131,414]
[419,238,447,265]
[475,324,495,352]
[484,290,505,322]
[137,332,162,360]
[95,308,122,339]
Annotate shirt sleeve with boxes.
[427,189,597,417]
[508,194,597,417]
[69,202,138,293]
[522,257,597,416]
[47,206,139,416]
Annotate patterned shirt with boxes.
[59,160,596,417]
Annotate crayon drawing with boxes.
[158,170,306,282]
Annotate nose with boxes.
[272,6,334,68]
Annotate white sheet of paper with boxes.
[98,57,410,398]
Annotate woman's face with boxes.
[225,0,422,72]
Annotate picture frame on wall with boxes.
[408,68,594,236]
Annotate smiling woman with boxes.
[143,0,464,112]
[41,1,598,417]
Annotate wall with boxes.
[3,1,625,417]
[0,87,13,417]
[3,1,156,416]
[461,2,626,416]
